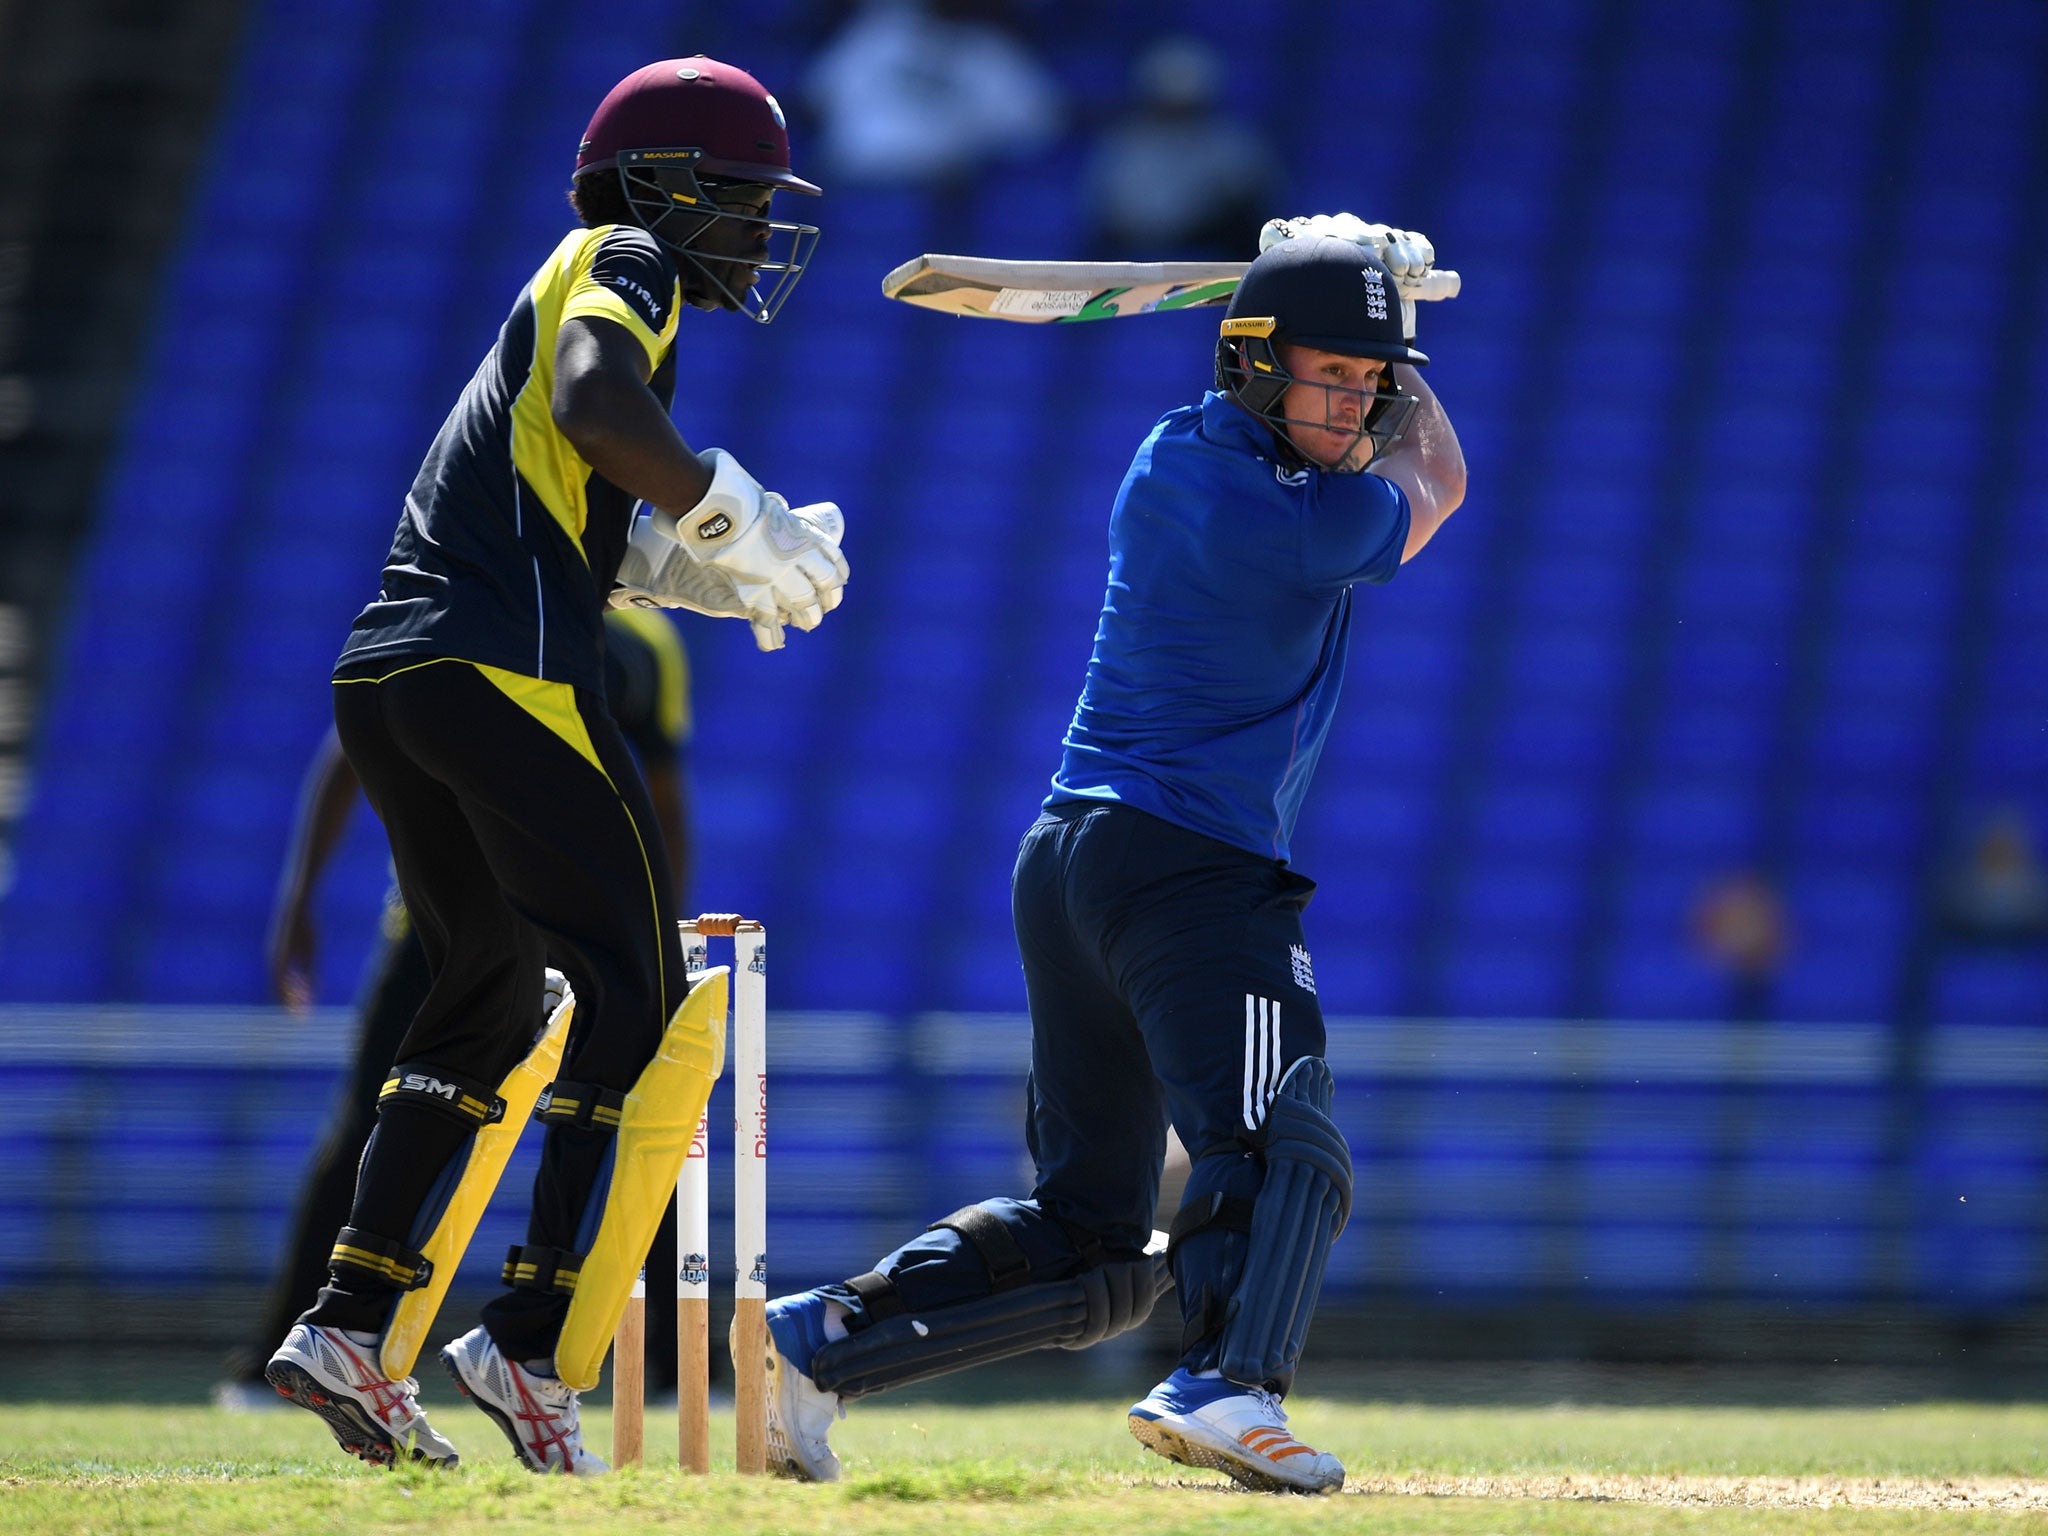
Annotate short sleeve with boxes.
[561,226,681,366]
[1302,471,1410,590]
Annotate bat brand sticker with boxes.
[989,287,1092,318]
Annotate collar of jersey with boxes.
[1198,389,1287,466]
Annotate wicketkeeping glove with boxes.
[671,448,849,641]
[612,457,849,652]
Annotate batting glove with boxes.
[1258,213,1436,285]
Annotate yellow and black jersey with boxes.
[336,224,683,694]
[600,607,691,767]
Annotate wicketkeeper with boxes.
[265,57,845,1474]
[757,222,1466,1493]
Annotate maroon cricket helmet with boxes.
[575,57,821,195]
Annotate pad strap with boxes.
[927,1204,1032,1291]
[842,1270,908,1326]
[1167,1190,1257,1352]
[330,1226,432,1291]
[378,1062,506,1130]
[502,1243,582,1296]
[1165,1190,1257,1268]
[1052,1213,1105,1270]
[534,1078,627,1132]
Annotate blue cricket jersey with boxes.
[1047,391,1410,862]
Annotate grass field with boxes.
[6,1394,2048,1535]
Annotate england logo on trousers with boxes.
[1289,943,1316,995]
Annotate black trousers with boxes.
[238,922,683,1387]
[305,659,687,1362]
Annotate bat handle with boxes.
[1405,270,1461,302]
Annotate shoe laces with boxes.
[1249,1386,1289,1424]
[523,1370,580,1416]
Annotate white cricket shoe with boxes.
[756,1292,845,1481]
[1128,1368,1344,1494]
[440,1325,608,1474]
[264,1323,460,1468]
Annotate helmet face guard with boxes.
[1213,236,1428,472]
[617,148,819,324]
[1216,321,1420,473]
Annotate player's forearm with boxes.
[277,730,359,910]
[552,316,714,513]
[553,372,714,513]
[1379,365,1466,562]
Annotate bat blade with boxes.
[881,254,1460,323]
[881,255,1244,322]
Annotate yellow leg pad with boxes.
[379,991,577,1380]
[553,966,729,1390]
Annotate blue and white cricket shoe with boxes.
[1128,1368,1344,1493]
[753,1291,846,1481]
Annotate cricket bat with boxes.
[881,254,1462,323]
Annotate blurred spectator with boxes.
[1689,868,1789,1022]
[804,0,1062,188]
[1084,35,1274,259]
[1938,805,2048,945]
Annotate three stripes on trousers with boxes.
[1243,994,1283,1131]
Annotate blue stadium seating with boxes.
[3,0,2046,1314]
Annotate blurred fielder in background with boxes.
[757,223,1465,1492]
[217,609,693,1412]
[263,56,848,1474]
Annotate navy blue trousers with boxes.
[825,802,1327,1375]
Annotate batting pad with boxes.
[553,967,728,1390]
[809,1253,1169,1399]
[1216,1055,1352,1393]
[380,987,576,1380]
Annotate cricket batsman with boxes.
[754,224,1466,1493]
[263,57,846,1473]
